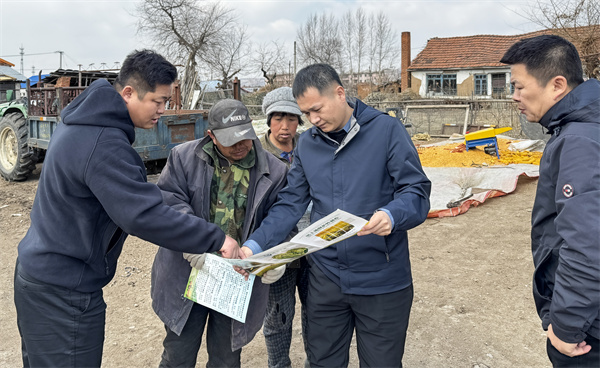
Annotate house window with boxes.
[427,74,456,95]
[474,74,487,95]
[491,73,507,96]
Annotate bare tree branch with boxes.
[202,25,251,90]
[523,0,600,78]
[253,40,287,88]
[296,13,342,70]
[135,0,237,107]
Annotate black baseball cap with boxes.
[208,99,257,146]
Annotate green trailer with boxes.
[0,70,208,181]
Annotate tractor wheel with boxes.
[0,112,37,181]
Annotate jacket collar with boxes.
[539,79,600,134]
[310,97,382,153]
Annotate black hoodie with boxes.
[17,79,225,292]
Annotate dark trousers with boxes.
[159,302,241,368]
[547,334,600,368]
[305,263,413,368]
[14,260,106,368]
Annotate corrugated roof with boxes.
[0,65,28,81]
[408,29,558,70]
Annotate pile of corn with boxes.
[416,138,542,167]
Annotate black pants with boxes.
[14,260,106,367]
[547,334,600,368]
[305,262,413,368]
[159,302,241,368]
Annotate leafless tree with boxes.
[341,10,355,78]
[202,26,251,90]
[135,0,237,107]
[524,0,600,78]
[296,13,343,70]
[371,11,400,77]
[253,40,287,88]
[295,9,399,86]
[354,8,368,77]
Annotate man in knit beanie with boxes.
[260,86,304,164]
[260,87,310,368]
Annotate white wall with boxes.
[411,69,510,98]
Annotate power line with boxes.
[0,51,63,58]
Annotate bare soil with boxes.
[0,164,550,367]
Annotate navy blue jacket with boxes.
[531,79,600,342]
[17,80,224,292]
[248,98,431,295]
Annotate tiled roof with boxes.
[408,29,575,70]
[0,58,15,67]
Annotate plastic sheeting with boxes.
[425,164,539,218]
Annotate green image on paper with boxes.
[272,247,309,259]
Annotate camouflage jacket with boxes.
[204,140,254,242]
[150,136,289,351]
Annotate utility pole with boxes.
[56,51,64,69]
[20,45,24,75]
[293,41,297,77]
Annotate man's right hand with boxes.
[548,324,592,357]
[234,246,254,280]
[240,246,253,259]
[219,235,241,259]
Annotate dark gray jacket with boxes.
[532,79,600,343]
[150,136,288,351]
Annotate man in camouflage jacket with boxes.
[150,99,289,367]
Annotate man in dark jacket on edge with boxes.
[151,99,288,367]
[14,50,242,367]
[500,35,600,367]
[239,63,431,367]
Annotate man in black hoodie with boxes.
[501,35,599,367]
[14,50,242,367]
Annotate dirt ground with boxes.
[0,163,551,367]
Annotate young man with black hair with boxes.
[240,64,431,367]
[501,35,599,367]
[14,50,241,367]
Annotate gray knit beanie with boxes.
[262,87,302,117]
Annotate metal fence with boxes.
[196,90,532,139]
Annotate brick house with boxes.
[405,26,598,99]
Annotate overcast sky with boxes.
[0,0,541,79]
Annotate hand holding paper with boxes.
[219,235,241,259]
[260,265,286,284]
[357,210,392,236]
[183,253,207,269]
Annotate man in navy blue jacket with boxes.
[14,50,241,367]
[240,63,431,367]
[501,35,599,367]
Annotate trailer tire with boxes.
[0,112,37,181]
